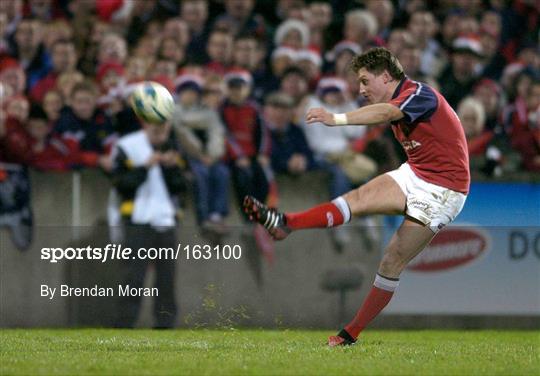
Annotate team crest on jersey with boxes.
[401,140,422,151]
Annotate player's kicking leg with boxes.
[243,174,405,240]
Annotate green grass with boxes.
[0,329,538,375]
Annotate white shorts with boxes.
[386,163,467,232]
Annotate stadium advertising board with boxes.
[386,182,540,315]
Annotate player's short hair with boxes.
[350,47,405,80]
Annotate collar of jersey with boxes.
[391,77,408,100]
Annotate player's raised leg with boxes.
[328,217,435,346]
[243,174,406,240]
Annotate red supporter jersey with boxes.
[388,78,470,194]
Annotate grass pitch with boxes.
[0,329,538,375]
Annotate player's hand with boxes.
[306,108,335,126]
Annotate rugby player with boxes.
[243,47,470,346]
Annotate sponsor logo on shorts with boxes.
[407,227,489,272]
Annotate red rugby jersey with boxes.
[388,78,470,194]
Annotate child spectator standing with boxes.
[172,74,230,238]
[221,70,275,262]
[221,70,272,215]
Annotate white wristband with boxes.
[333,113,348,125]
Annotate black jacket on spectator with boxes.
[55,107,116,154]
[270,123,315,174]
[438,65,479,109]
[111,134,187,216]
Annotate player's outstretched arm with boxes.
[306,104,403,127]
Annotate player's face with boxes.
[357,68,388,104]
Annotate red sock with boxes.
[285,197,351,230]
[344,273,399,339]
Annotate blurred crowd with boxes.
[1,0,539,234]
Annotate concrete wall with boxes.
[2,170,538,329]
[1,169,380,328]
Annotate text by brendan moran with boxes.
[41,284,158,299]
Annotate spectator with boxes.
[132,34,160,64]
[10,17,51,88]
[172,74,230,237]
[274,19,309,49]
[0,0,22,39]
[54,81,116,164]
[458,96,486,144]
[385,28,413,56]
[343,10,380,50]
[397,44,439,89]
[78,19,111,75]
[97,33,128,68]
[214,0,267,39]
[42,89,63,123]
[162,17,190,53]
[95,60,127,118]
[231,33,268,102]
[366,0,394,41]
[205,29,234,75]
[306,2,332,50]
[24,0,65,21]
[25,104,99,171]
[265,92,314,176]
[326,41,361,78]
[438,35,483,109]
[457,15,480,36]
[125,56,147,83]
[221,70,272,219]
[55,70,84,103]
[182,0,210,63]
[96,61,125,96]
[0,57,26,97]
[473,79,504,131]
[158,37,185,70]
[441,10,463,49]
[407,10,443,77]
[480,10,503,40]
[42,20,74,51]
[479,27,506,80]
[296,48,322,90]
[5,95,29,124]
[0,112,33,251]
[505,79,540,172]
[124,0,159,46]
[30,39,78,103]
[1,108,32,165]
[457,96,506,177]
[279,66,309,110]
[151,59,177,83]
[270,46,298,84]
[111,120,185,329]
[0,13,9,54]
[201,74,225,111]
